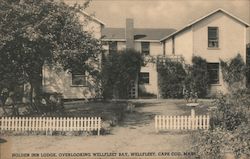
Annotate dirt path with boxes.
[0,100,196,159]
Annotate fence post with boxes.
[97,117,101,136]
[162,116,165,130]
[169,116,172,130]
[207,115,210,130]
[155,116,158,133]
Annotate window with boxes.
[208,27,219,48]
[109,41,117,54]
[141,42,150,55]
[72,72,87,86]
[139,72,150,84]
[207,63,219,84]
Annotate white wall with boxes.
[175,28,193,64]
[163,11,247,96]
[113,41,161,97]
[149,42,163,56]
[192,12,247,95]
[43,14,103,99]
[117,41,126,51]
[139,63,158,95]
[134,41,162,56]
[43,65,96,99]
[164,29,193,64]
[78,13,103,39]
[193,11,246,62]
[165,38,173,55]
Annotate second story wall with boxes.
[164,29,193,64]
[78,12,104,39]
[106,41,162,56]
[174,28,193,64]
[134,41,162,56]
[193,11,246,63]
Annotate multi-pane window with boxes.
[208,27,219,48]
[141,42,150,55]
[139,72,150,84]
[72,72,87,86]
[207,63,219,84]
[109,41,118,54]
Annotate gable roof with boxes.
[80,10,106,26]
[102,28,176,42]
[160,8,250,41]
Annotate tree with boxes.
[189,56,209,98]
[0,0,102,111]
[101,49,142,99]
[157,59,186,98]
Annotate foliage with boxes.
[138,87,156,98]
[185,56,209,98]
[194,90,250,159]
[101,49,143,99]
[191,56,209,97]
[157,59,186,98]
[0,0,101,110]
[211,92,248,131]
[193,128,226,159]
[156,56,209,99]
[220,54,246,91]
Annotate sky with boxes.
[66,0,250,42]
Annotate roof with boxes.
[80,10,106,26]
[102,28,176,42]
[160,8,250,41]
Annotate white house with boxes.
[42,8,249,99]
[161,8,249,95]
[102,19,175,98]
[42,11,105,99]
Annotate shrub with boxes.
[220,54,246,92]
[194,90,250,159]
[157,59,186,98]
[193,128,226,159]
[101,49,142,99]
[186,56,209,98]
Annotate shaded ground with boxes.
[0,99,212,159]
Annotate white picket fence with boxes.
[0,117,102,135]
[155,113,209,131]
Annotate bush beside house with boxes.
[157,56,209,99]
[188,56,209,98]
[101,49,142,99]
[157,59,186,98]
[193,54,249,159]
[220,54,247,92]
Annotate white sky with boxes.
[66,0,250,42]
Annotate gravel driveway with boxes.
[0,100,200,159]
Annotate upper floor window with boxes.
[141,42,150,55]
[207,63,219,84]
[109,41,117,54]
[208,27,219,48]
[72,71,87,86]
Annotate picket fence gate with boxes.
[155,113,209,131]
[0,117,102,135]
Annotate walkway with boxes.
[0,100,196,159]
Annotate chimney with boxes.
[125,18,134,49]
